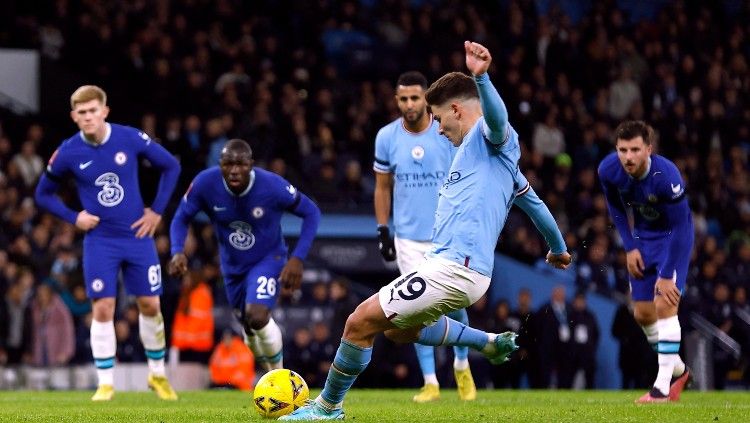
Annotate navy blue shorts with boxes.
[83,236,162,299]
[629,236,691,302]
[223,253,286,319]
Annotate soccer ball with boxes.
[253,369,310,418]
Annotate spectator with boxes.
[568,292,599,389]
[171,272,214,364]
[29,283,74,366]
[209,330,255,391]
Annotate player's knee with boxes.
[92,298,116,321]
[136,296,161,317]
[245,304,270,330]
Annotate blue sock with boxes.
[417,315,488,351]
[320,339,372,408]
[447,309,470,360]
[414,343,436,376]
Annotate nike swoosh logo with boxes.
[213,206,226,212]
[671,183,681,194]
[79,160,93,170]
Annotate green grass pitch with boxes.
[1,389,749,422]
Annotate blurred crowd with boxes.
[0,0,749,389]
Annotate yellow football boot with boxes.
[454,368,477,401]
[412,383,440,403]
[91,384,114,401]
[147,374,178,400]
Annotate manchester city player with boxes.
[168,139,320,373]
[282,41,571,421]
[598,121,693,403]
[374,71,476,402]
[35,85,181,401]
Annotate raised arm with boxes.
[465,41,508,144]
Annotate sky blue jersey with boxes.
[598,152,693,278]
[170,167,320,277]
[428,116,524,276]
[35,123,180,238]
[373,118,455,241]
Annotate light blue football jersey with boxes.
[373,118,455,241]
[428,118,523,276]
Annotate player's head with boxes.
[395,71,429,125]
[614,120,654,178]
[70,85,110,141]
[425,72,479,146]
[219,139,254,193]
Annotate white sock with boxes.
[654,316,682,395]
[244,331,272,371]
[453,358,469,371]
[641,322,658,351]
[139,313,166,376]
[480,333,496,355]
[423,374,439,386]
[252,318,284,369]
[90,319,116,386]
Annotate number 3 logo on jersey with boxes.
[95,172,124,207]
[228,221,255,250]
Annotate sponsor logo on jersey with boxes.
[228,221,255,250]
[79,160,93,170]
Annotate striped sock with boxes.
[91,319,116,386]
[654,316,681,395]
[319,339,372,410]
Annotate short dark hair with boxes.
[614,120,655,145]
[396,71,428,89]
[221,138,253,159]
[424,72,478,107]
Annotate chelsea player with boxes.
[373,70,476,402]
[168,139,320,372]
[35,85,181,401]
[282,41,570,421]
[598,121,693,403]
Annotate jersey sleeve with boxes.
[653,162,692,279]
[45,147,69,180]
[169,176,205,255]
[373,126,393,174]
[133,128,181,214]
[598,160,637,251]
[274,175,321,260]
[475,73,509,145]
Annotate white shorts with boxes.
[378,256,490,329]
[394,236,431,274]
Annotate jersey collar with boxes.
[401,114,434,135]
[222,169,256,196]
[636,157,652,181]
[79,123,112,146]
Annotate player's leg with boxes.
[124,238,177,400]
[394,237,441,402]
[660,249,692,401]
[383,259,517,364]
[242,256,286,371]
[446,308,476,400]
[83,237,119,401]
[280,294,394,420]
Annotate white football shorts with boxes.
[378,256,490,329]
[394,236,431,275]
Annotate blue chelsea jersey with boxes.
[598,152,693,244]
[44,123,178,238]
[373,118,455,241]
[178,167,298,275]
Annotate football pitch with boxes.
[1,389,749,422]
